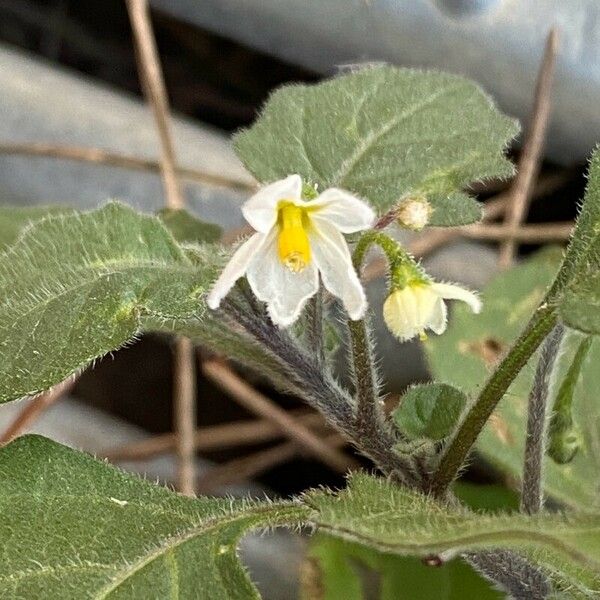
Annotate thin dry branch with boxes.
[126,0,197,495]
[498,28,559,268]
[126,0,183,210]
[172,336,197,496]
[0,378,76,445]
[102,410,325,462]
[196,433,346,493]
[0,142,254,192]
[202,359,359,473]
[462,221,572,242]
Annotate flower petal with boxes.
[412,285,440,328]
[428,297,448,335]
[431,282,482,314]
[306,188,375,233]
[383,289,421,341]
[309,220,367,320]
[207,233,267,309]
[246,230,318,327]
[242,174,302,233]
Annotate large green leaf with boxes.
[0,202,221,402]
[157,207,222,244]
[305,534,501,600]
[306,473,600,597]
[234,66,518,226]
[558,149,600,333]
[426,249,600,511]
[0,205,73,249]
[0,435,307,599]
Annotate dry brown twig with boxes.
[196,433,347,494]
[101,410,325,462]
[126,0,197,496]
[0,142,255,193]
[0,378,76,445]
[126,0,183,210]
[498,28,559,268]
[202,359,359,473]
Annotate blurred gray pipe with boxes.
[151,0,600,165]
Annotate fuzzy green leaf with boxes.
[157,208,222,244]
[0,435,307,599]
[393,383,467,441]
[0,202,221,403]
[0,205,73,249]
[305,534,500,600]
[557,149,600,333]
[306,472,600,597]
[234,66,518,226]
[426,249,600,511]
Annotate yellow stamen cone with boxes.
[277,203,311,272]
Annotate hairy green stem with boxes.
[347,318,420,486]
[222,297,419,484]
[347,319,379,428]
[353,230,425,287]
[429,304,557,498]
[348,231,422,485]
[521,323,564,515]
[305,287,325,367]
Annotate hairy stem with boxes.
[347,319,380,430]
[305,287,325,367]
[222,298,419,484]
[429,304,557,498]
[521,323,564,514]
[466,550,552,599]
[347,318,419,485]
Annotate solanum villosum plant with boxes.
[0,66,599,599]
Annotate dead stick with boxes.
[196,433,347,493]
[0,378,76,445]
[462,221,572,242]
[0,142,255,192]
[498,28,559,268]
[126,0,197,496]
[102,410,325,461]
[171,336,197,496]
[126,0,184,210]
[203,359,358,473]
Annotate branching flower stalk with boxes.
[349,231,428,484]
[221,293,420,486]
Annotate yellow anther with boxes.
[277,203,311,272]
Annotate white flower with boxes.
[383,281,481,342]
[207,174,375,327]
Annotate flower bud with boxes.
[383,280,481,343]
[396,195,432,231]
